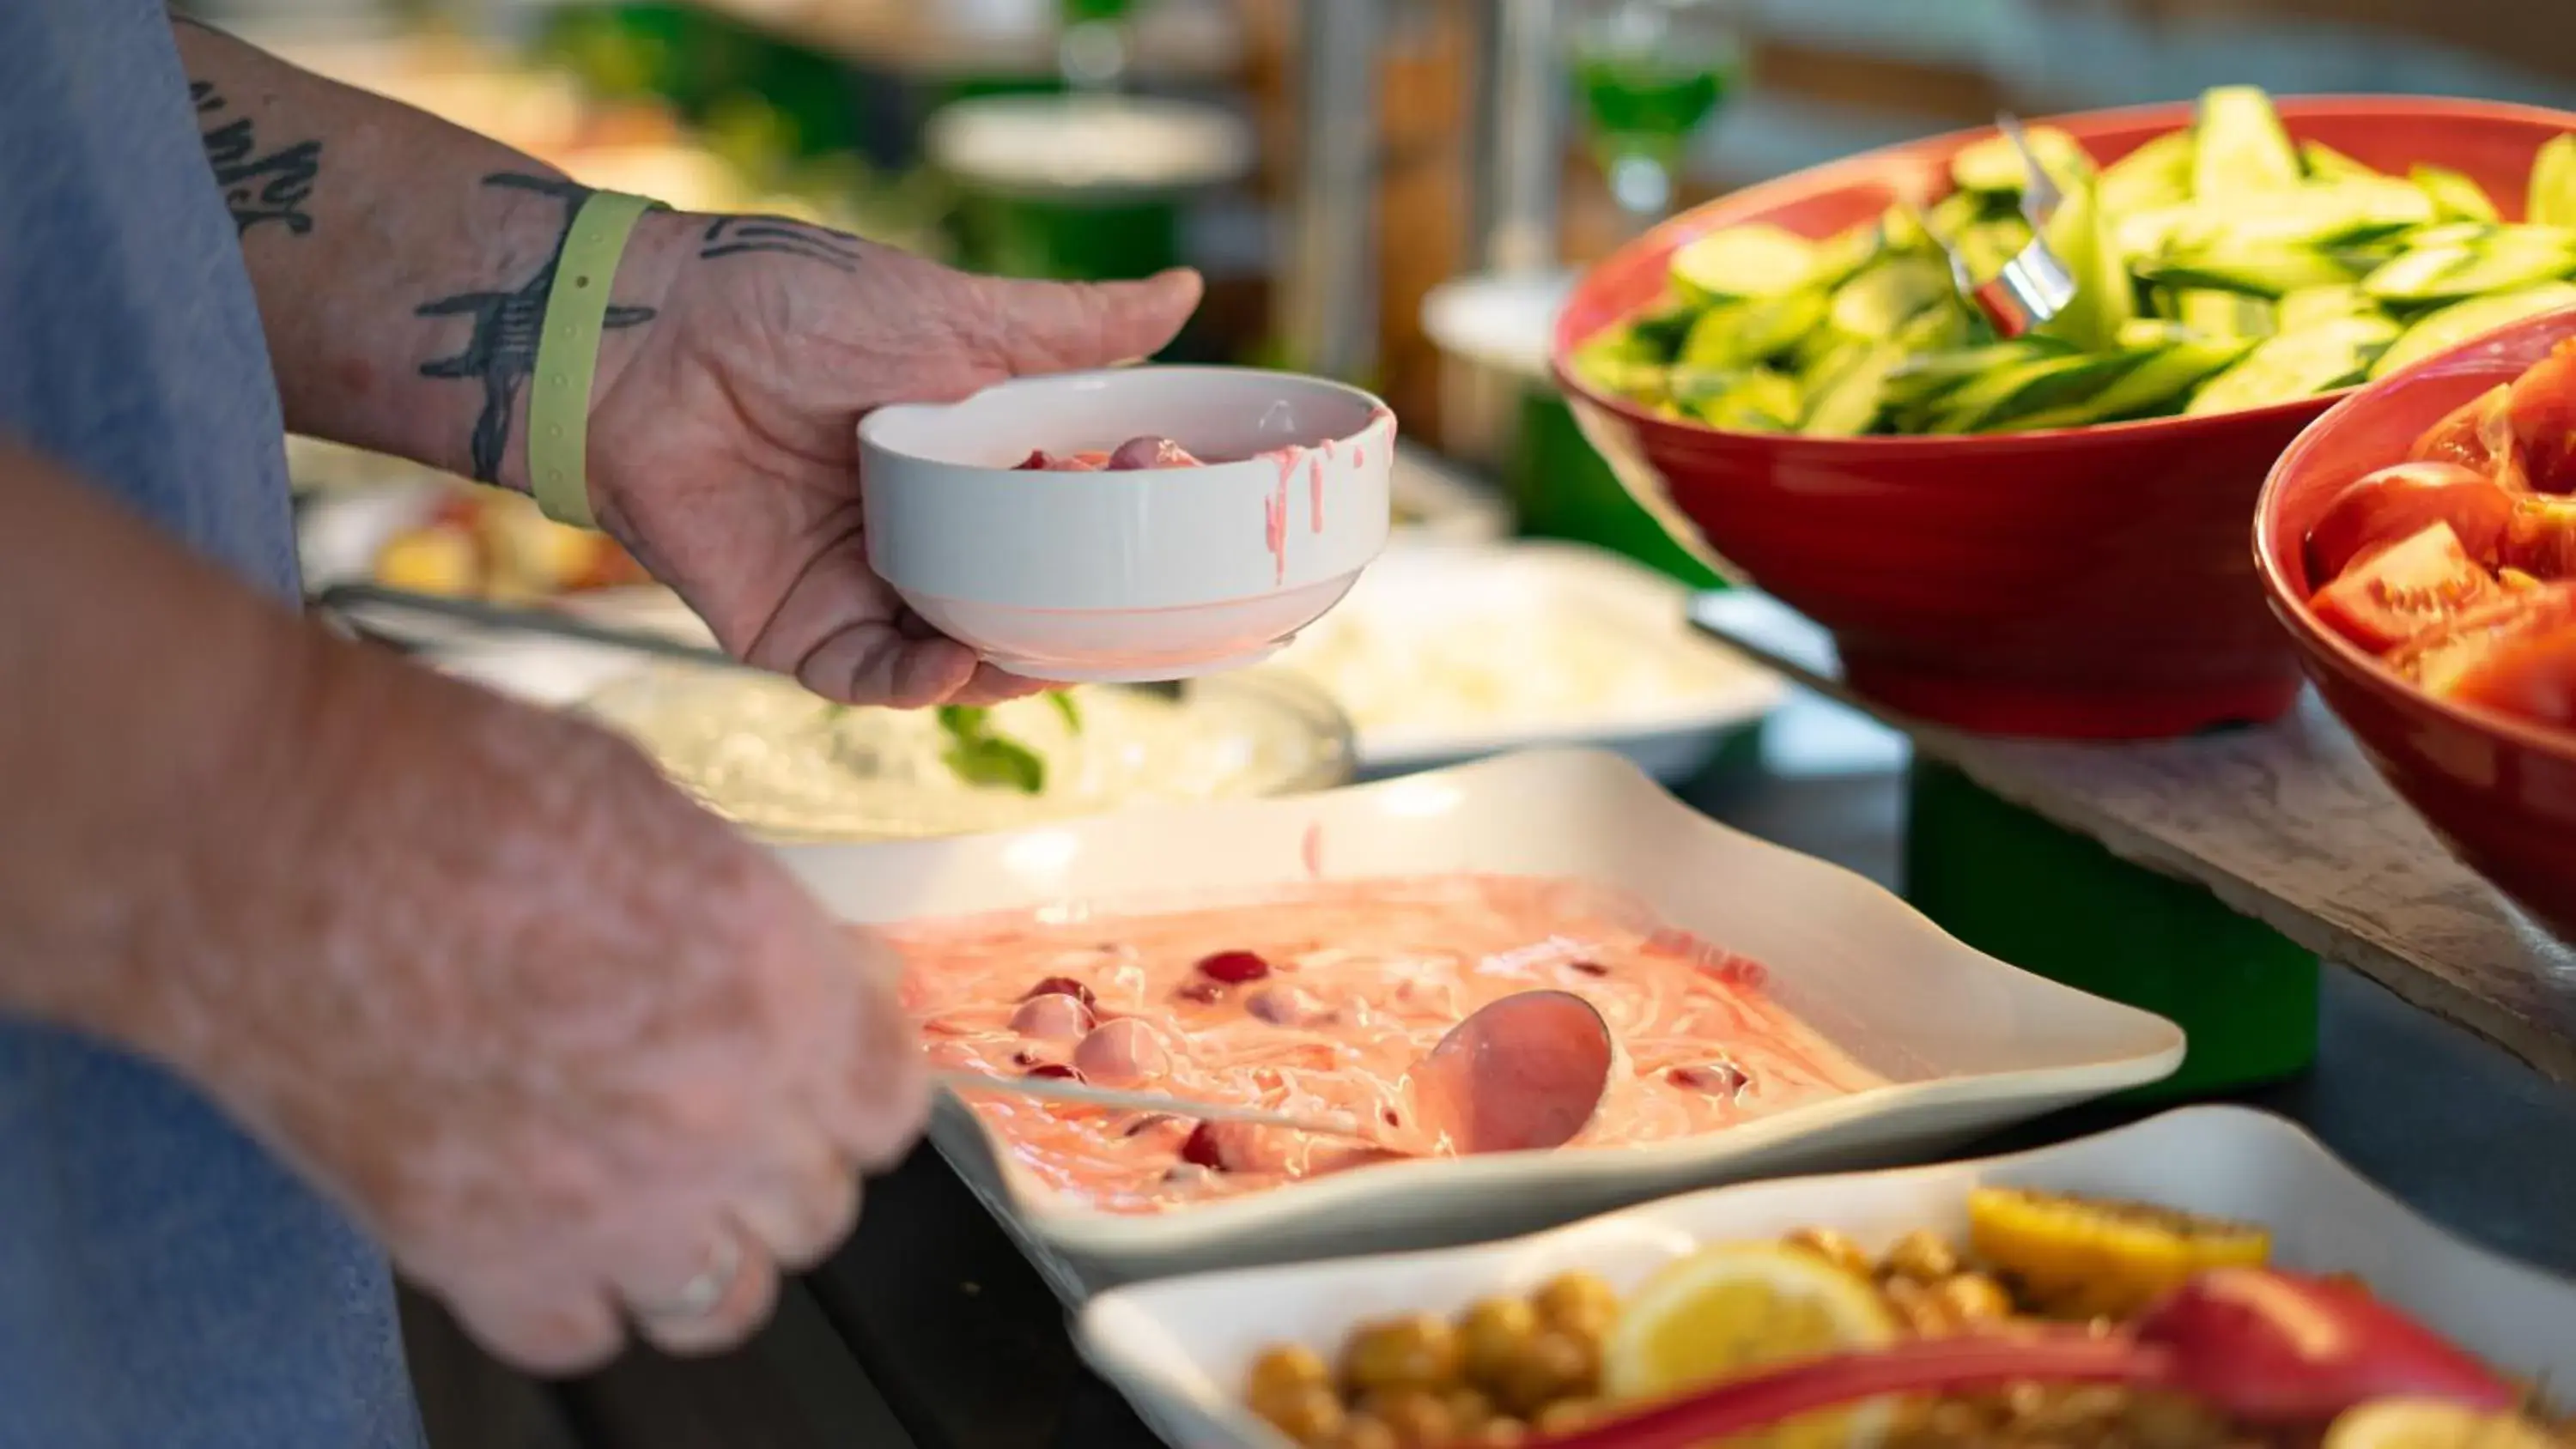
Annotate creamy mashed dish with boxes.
[895,876,1879,1214]
[580,669,1344,840]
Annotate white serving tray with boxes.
[770,747,2183,1295]
[1272,540,1783,780]
[1077,1105,2576,1449]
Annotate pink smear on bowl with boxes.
[893,875,1880,1215]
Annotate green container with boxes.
[1902,758,2319,1101]
[1516,391,1724,589]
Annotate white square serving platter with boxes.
[770,748,2184,1296]
[1076,1106,2576,1449]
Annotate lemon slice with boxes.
[2324,1398,2562,1449]
[1601,1241,1900,1449]
[1967,1186,2269,1319]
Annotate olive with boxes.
[1530,1271,1620,1341]
[1782,1226,1874,1280]
[1455,1297,1541,1388]
[1931,1271,2015,1324]
[1336,1414,1401,1449]
[1880,1228,1960,1284]
[1364,1388,1456,1449]
[1491,1329,1600,1417]
[1340,1314,1463,1396]
[1257,1385,1349,1447]
[1532,1399,1601,1435]
[1248,1343,1335,1412]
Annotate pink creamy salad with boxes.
[1015,434,1206,471]
[894,876,1881,1214]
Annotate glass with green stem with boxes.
[1569,0,1750,233]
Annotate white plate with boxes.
[770,748,2183,1294]
[1076,1105,2576,1449]
[1267,539,1782,779]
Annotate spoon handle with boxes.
[935,1070,1366,1139]
[1528,1332,2163,1449]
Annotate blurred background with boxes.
[220,0,2576,587]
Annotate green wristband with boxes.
[529,190,661,530]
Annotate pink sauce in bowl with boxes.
[1016,435,1208,471]
[891,876,1880,1215]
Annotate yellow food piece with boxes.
[475,494,605,594]
[372,526,481,597]
[1601,1242,1900,1449]
[1966,1185,2270,1319]
[2324,1397,2561,1449]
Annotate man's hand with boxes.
[588,211,1200,707]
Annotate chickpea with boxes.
[1456,1297,1541,1389]
[1443,1387,1494,1435]
[1491,1329,1600,1417]
[1880,1276,1953,1338]
[1880,1228,1960,1284]
[1461,1418,1527,1447]
[1258,1385,1351,1447]
[1337,1415,1402,1449]
[1782,1226,1874,1280]
[1533,1399,1601,1435]
[1341,1314,1463,1397]
[1249,1343,1335,1414]
[1364,1388,1456,1449]
[1930,1272,2014,1324]
[1530,1271,1620,1341]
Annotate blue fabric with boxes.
[0,3,422,1445]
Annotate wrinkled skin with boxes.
[589,217,1202,708]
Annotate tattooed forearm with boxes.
[698,216,863,273]
[415,174,659,486]
[190,80,322,237]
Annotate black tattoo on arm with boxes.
[415,174,659,486]
[698,216,863,273]
[190,81,322,237]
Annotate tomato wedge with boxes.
[2411,383,2521,483]
[2309,522,2503,654]
[2500,495,2576,579]
[2447,621,2576,729]
[2389,581,2576,700]
[2506,336,2576,495]
[2305,461,2517,580]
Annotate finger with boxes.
[829,979,933,1174]
[735,1137,864,1272]
[974,268,1204,377]
[794,622,980,709]
[947,663,1055,707]
[446,1276,625,1378]
[630,1221,781,1357]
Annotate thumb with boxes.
[974,267,1204,375]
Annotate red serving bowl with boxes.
[2256,306,2576,943]
[1556,95,2576,740]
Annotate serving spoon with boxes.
[1525,1268,2519,1449]
[943,988,1616,1156]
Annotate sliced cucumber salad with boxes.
[1572,87,2576,436]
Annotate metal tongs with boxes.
[1912,112,2080,339]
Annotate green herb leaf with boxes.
[940,735,1046,793]
[1044,690,1082,734]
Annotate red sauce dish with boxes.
[2257,306,2576,943]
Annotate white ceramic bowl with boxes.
[858,367,1396,683]
[769,747,2183,1294]
[1077,1106,2576,1449]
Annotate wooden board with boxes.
[1691,589,2576,1084]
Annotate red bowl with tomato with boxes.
[2255,307,2576,943]
[1555,96,2576,740]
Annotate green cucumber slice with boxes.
[2361,240,2576,305]
[2177,288,2275,340]
[1797,341,1909,436]
[1670,224,1821,303]
[2100,130,2196,215]
[2135,242,2354,298]
[1931,353,2138,434]
[2412,164,2501,223]
[2184,316,2399,415]
[2194,86,2304,197]
[2368,282,2576,379]
[2012,339,2254,429]
[1680,288,1828,370]
[1828,257,1952,338]
[2530,134,2576,229]
[1951,124,2093,195]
